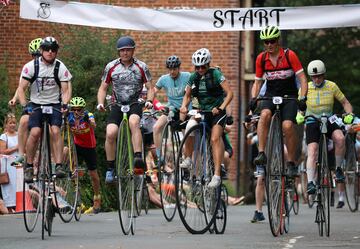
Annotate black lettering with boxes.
[224,10,240,28]
[270,9,285,26]
[213,10,224,28]
[254,9,268,27]
[239,9,254,29]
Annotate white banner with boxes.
[20,0,360,32]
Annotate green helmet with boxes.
[28,38,42,56]
[70,97,86,108]
[260,26,281,40]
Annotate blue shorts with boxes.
[28,103,63,129]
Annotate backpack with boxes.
[29,57,61,87]
[191,67,224,98]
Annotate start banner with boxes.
[20,0,360,32]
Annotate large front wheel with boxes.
[159,123,180,222]
[116,120,134,235]
[344,134,359,212]
[265,114,284,237]
[175,124,218,234]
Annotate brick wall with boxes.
[0,0,247,189]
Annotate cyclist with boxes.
[18,36,72,183]
[8,38,42,165]
[180,48,233,188]
[153,55,190,162]
[299,60,353,209]
[97,36,153,183]
[249,25,308,177]
[67,97,101,214]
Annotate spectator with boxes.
[0,113,19,213]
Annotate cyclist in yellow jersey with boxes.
[298,60,353,209]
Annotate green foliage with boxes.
[259,0,360,114]
[58,27,123,210]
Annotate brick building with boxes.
[0,1,256,195]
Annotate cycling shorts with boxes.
[143,132,154,147]
[258,98,297,123]
[184,110,227,135]
[75,145,97,171]
[305,121,342,145]
[28,103,62,129]
[107,103,142,126]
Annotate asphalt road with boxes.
[0,204,359,249]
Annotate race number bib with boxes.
[41,106,53,114]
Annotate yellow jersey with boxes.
[305,80,345,118]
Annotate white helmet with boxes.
[307,60,326,76]
[192,48,211,66]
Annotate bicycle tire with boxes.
[116,120,135,235]
[142,186,150,214]
[319,135,330,237]
[175,124,218,234]
[134,174,145,216]
[221,184,229,206]
[265,114,284,237]
[40,122,51,240]
[159,123,179,222]
[55,124,79,223]
[344,134,359,212]
[214,199,227,234]
[74,194,82,221]
[292,184,300,215]
[283,179,290,234]
[23,149,42,232]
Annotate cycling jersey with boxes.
[21,57,72,105]
[155,71,190,109]
[255,48,303,97]
[68,111,96,148]
[305,80,345,119]
[187,68,225,111]
[102,58,151,103]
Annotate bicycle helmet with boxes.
[166,55,181,68]
[260,25,281,40]
[28,38,42,56]
[116,36,136,50]
[307,60,326,76]
[192,48,211,66]
[70,97,86,108]
[40,36,59,51]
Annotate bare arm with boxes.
[0,140,18,155]
[18,78,30,106]
[97,81,109,106]
[61,81,70,104]
[297,71,308,97]
[251,79,263,98]
[218,80,233,110]
[145,81,154,101]
[180,86,192,117]
[341,97,353,114]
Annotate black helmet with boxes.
[166,55,181,68]
[116,36,136,50]
[40,36,59,51]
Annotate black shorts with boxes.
[204,110,227,128]
[305,121,342,145]
[258,97,297,123]
[75,145,97,171]
[143,132,154,147]
[28,103,62,129]
[107,103,143,126]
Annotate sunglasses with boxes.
[264,39,277,45]
[195,65,207,70]
[42,46,58,52]
[72,108,83,112]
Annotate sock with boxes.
[339,191,345,202]
[335,155,344,169]
[307,167,316,183]
[156,148,161,159]
[134,152,142,158]
[107,160,115,170]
